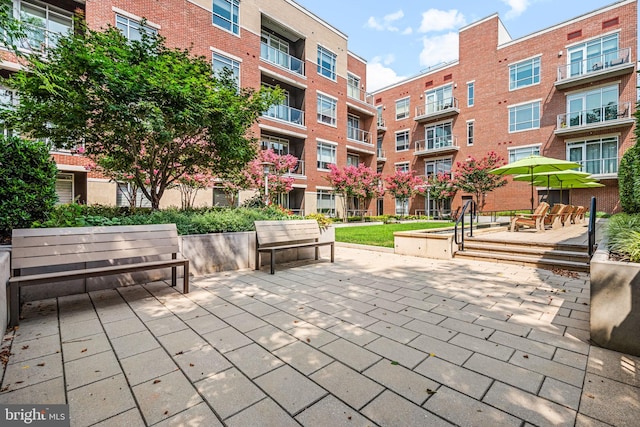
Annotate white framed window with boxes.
[116,14,157,41]
[425,158,452,178]
[212,0,239,35]
[116,182,151,208]
[425,84,453,113]
[509,101,540,132]
[395,97,410,120]
[317,141,336,170]
[55,173,74,205]
[14,0,73,52]
[508,145,540,163]
[261,135,289,155]
[317,93,337,126]
[467,81,475,107]
[395,130,410,152]
[347,154,360,167]
[317,189,336,216]
[425,122,453,150]
[213,186,235,207]
[395,198,409,216]
[212,52,240,87]
[566,85,619,128]
[466,120,474,146]
[317,45,336,80]
[568,33,619,77]
[567,136,618,176]
[347,73,360,99]
[395,162,409,172]
[509,56,540,90]
[347,114,360,141]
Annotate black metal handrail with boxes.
[588,196,597,257]
[454,199,476,251]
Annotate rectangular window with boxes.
[317,45,337,80]
[566,85,619,128]
[509,57,540,90]
[213,0,239,34]
[509,101,540,132]
[395,130,409,152]
[568,33,619,77]
[395,97,410,120]
[466,121,474,146]
[317,141,336,170]
[212,52,240,87]
[213,187,235,207]
[15,0,73,52]
[395,198,409,216]
[425,84,453,113]
[425,122,453,150]
[376,105,384,127]
[347,74,360,99]
[347,154,360,167]
[116,183,151,208]
[116,14,157,41]
[509,145,540,163]
[395,162,409,172]
[467,82,474,107]
[425,158,452,178]
[261,135,289,155]
[317,190,336,216]
[567,136,618,175]
[55,173,74,205]
[317,93,337,126]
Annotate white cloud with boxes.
[502,0,530,19]
[367,56,406,92]
[401,27,413,35]
[418,32,459,69]
[365,9,405,33]
[418,9,466,33]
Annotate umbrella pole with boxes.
[530,171,535,211]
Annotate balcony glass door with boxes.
[568,34,618,77]
[567,85,617,127]
[261,31,290,69]
[425,85,453,114]
[425,123,452,150]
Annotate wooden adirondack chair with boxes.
[544,204,568,229]
[560,205,576,226]
[510,202,549,232]
[571,206,586,224]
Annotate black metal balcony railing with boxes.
[557,47,631,81]
[557,102,632,130]
[260,43,305,76]
[263,104,305,126]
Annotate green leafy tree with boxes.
[1,22,282,209]
[0,136,57,242]
[454,151,507,212]
[619,142,640,213]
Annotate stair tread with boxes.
[462,243,589,258]
[465,237,586,252]
[456,250,589,266]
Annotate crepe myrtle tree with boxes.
[384,169,424,217]
[0,20,283,209]
[417,172,458,219]
[243,149,298,205]
[454,151,507,213]
[326,163,384,221]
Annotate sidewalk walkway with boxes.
[1,247,638,426]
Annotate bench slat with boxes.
[12,224,176,237]
[12,229,177,248]
[12,237,179,259]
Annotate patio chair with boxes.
[544,204,567,229]
[560,205,576,226]
[571,206,586,224]
[510,202,549,232]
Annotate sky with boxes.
[294,0,634,91]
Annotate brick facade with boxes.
[373,0,637,214]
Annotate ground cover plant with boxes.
[335,222,454,248]
[607,213,640,262]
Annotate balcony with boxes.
[377,117,387,132]
[347,127,372,145]
[555,102,634,136]
[377,148,386,162]
[285,160,306,177]
[260,43,305,76]
[414,136,459,156]
[415,98,459,122]
[556,48,634,90]
[347,84,361,101]
[262,104,305,126]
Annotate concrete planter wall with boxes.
[393,229,455,260]
[590,236,640,357]
[0,251,9,332]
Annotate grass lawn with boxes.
[335,222,454,248]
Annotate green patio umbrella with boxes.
[561,180,605,205]
[489,155,581,210]
[512,170,594,202]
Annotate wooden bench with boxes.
[8,224,189,326]
[255,220,334,274]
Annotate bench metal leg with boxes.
[255,249,260,271]
[183,261,189,293]
[171,253,177,287]
[270,250,275,274]
[315,246,319,260]
[331,243,335,263]
[9,282,19,327]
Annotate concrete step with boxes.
[462,242,590,263]
[463,236,588,254]
[454,250,590,273]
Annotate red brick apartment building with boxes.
[1,0,376,215]
[1,1,636,215]
[373,0,637,216]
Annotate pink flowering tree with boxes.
[243,149,298,205]
[384,170,425,217]
[454,151,507,212]
[417,173,458,218]
[169,170,215,210]
[327,164,384,221]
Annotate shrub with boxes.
[607,213,640,262]
[305,213,331,229]
[0,136,58,242]
[618,142,640,213]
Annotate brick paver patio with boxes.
[1,246,638,426]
